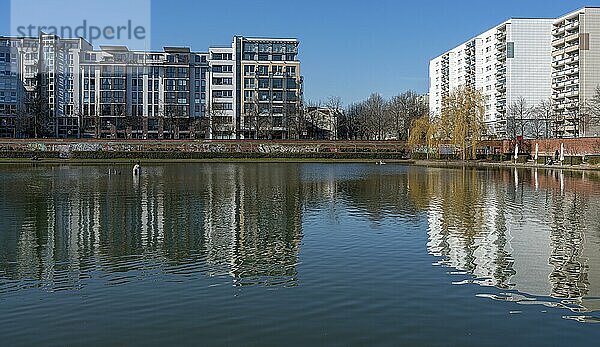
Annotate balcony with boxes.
[565,44,579,54]
[552,25,566,35]
[566,21,580,30]
[565,33,579,42]
[565,90,579,98]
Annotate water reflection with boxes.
[1,163,600,320]
[0,164,304,291]
[417,167,600,313]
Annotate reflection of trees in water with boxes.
[0,164,303,290]
[413,168,515,288]
[337,171,420,222]
[2,164,600,303]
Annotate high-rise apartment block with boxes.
[0,34,302,139]
[430,7,600,139]
[430,19,553,138]
[552,7,600,138]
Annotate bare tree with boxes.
[582,85,600,137]
[534,98,553,139]
[507,97,533,140]
[324,96,342,140]
[364,93,388,140]
[340,102,366,140]
[387,91,428,141]
[284,101,305,139]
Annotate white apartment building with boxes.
[552,7,600,138]
[207,47,236,139]
[430,18,553,138]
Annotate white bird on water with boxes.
[133,163,141,176]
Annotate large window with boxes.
[258,91,269,101]
[272,79,283,89]
[244,65,255,75]
[258,78,269,89]
[244,78,255,88]
[258,43,271,53]
[507,42,515,59]
[258,65,269,76]
[243,43,258,53]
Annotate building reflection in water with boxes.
[1,163,600,316]
[0,164,304,291]
[416,167,600,313]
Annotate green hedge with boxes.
[586,156,600,165]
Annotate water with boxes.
[1,163,600,346]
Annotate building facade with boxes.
[552,7,600,138]
[235,37,302,140]
[429,18,553,139]
[0,34,302,139]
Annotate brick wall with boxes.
[481,138,600,156]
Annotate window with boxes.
[213,65,232,73]
[286,91,297,101]
[258,65,269,76]
[272,66,283,75]
[258,91,269,101]
[258,78,269,88]
[213,77,232,85]
[244,43,258,53]
[244,65,255,75]
[272,43,284,53]
[213,90,232,98]
[507,42,515,58]
[259,43,271,53]
[244,78,255,88]
[272,79,283,89]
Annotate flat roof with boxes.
[164,47,191,53]
[100,45,129,52]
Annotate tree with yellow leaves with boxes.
[440,86,485,160]
[409,86,484,160]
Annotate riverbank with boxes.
[412,159,600,172]
[0,157,415,165]
[2,156,600,174]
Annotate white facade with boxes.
[430,18,553,138]
[552,7,600,138]
[0,34,302,139]
[207,47,236,139]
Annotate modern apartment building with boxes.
[0,34,92,138]
[0,34,302,139]
[78,46,209,139]
[235,37,302,140]
[429,18,553,138]
[552,7,600,138]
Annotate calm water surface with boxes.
[1,163,600,346]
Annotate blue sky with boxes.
[1,0,599,104]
